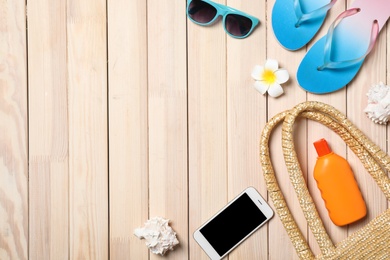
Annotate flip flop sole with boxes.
[272,0,330,50]
[297,0,390,94]
[297,37,364,94]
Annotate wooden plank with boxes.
[107,0,149,259]
[187,0,227,259]
[266,0,308,258]
[387,22,390,210]
[225,0,267,259]
[306,0,347,255]
[0,0,28,259]
[67,1,108,259]
[147,0,188,259]
[346,0,388,237]
[27,0,68,259]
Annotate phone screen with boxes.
[199,193,267,256]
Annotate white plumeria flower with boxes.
[251,59,289,97]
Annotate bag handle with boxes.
[260,101,390,259]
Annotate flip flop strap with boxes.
[319,8,379,70]
[294,0,337,27]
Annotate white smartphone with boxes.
[193,187,274,259]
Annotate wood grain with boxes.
[27,0,68,259]
[107,0,149,259]
[266,0,308,259]
[387,21,390,210]
[0,0,28,259]
[67,0,108,259]
[188,0,227,259]
[147,0,188,259]
[0,0,389,259]
[226,0,267,259]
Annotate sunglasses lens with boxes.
[188,1,217,24]
[225,14,253,37]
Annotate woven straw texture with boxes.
[260,101,390,260]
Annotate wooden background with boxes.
[1,0,389,259]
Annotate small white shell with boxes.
[134,217,179,256]
[364,82,390,124]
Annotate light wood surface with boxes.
[28,0,68,259]
[1,0,389,259]
[0,1,28,259]
[67,0,108,259]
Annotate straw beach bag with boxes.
[260,101,390,259]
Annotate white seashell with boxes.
[364,82,390,124]
[134,217,179,256]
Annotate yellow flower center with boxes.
[262,70,276,84]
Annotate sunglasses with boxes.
[187,0,259,39]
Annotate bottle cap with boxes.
[314,138,332,157]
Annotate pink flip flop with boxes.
[297,0,390,94]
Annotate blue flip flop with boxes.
[272,0,337,51]
[297,0,389,94]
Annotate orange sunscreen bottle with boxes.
[313,139,366,226]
